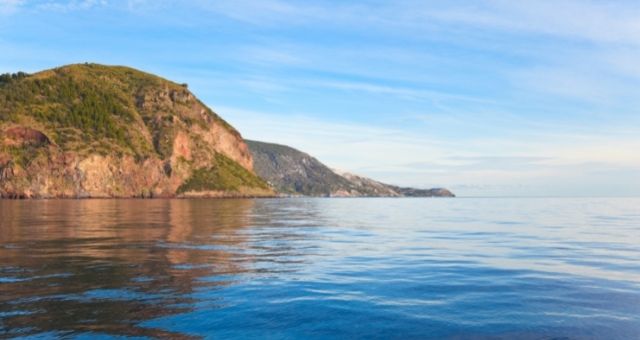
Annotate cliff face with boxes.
[0,64,272,198]
[245,140,354,196]
[391,186,455,197]
[246,140,454,197]
[329,169,401,197]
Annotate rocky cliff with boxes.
[0,64,273,198]
[245,139,355,196]
[390,186,455,197]
[330,169,402,197]
[246,140,454,197]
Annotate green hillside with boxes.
[0,63,237,157]
[0,63,271,198]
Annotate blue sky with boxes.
[1,0,639,196]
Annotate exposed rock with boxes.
[331,169,401,197]
[390,186,455,197]
[3,127,51,147]
[0,159,14,181]
[245,140,355,196]
[247,140,454,197]
[0,64,273,198]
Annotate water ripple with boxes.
[1,198,639,339]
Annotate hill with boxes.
[246,140,454,197]
[246,139,354,196]
[0,63,272,198]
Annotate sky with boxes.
[1,0,639,196]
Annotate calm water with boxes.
[1,198,639,339]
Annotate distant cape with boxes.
[246,140,454,197]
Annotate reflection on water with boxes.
[1,198,639,339]
[0,199,265,338]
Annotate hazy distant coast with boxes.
[247,140,454,197]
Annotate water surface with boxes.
[1,198,639,339]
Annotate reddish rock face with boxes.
[3,127,50,146]
[0,119,268,198]
[0,64,273,199]
[0,160,13,181]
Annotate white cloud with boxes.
[2,1,638,196]
[216,105,640,196]
[309,79,493,104]
[603,48,640,79]
[0,0,25,15]
[422,0,640,46]
[146,1,640,48]
[511,67,615,103]
[191,0,324,26]
[36,0,109,12]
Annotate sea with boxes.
[1,198,639,339]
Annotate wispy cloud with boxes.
[0,0,109,14]
[37,0,109,12]
[309,79,494,104]
[2,1,639,195]
[511,67,617,103]
[217,105,640,196]
[139,1,640,47]
[0,0,25,15]
[425,0,640,46]
[190,0,364,27]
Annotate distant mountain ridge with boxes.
[246,140,454,197]
[245,139,360,196]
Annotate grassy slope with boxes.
[0,63,267,195]
[177,153,271,194]
[0,63,239,156]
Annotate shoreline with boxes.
[0,195,455,200]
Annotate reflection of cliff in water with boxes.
[0,199,259,338]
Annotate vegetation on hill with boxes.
[177,153,270,194]
[247,139,454,197]
[0,63,238,157]
[246,140,356,196]
[0,72,29,85]
[0,63,270,198]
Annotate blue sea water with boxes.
[0,198,639,339]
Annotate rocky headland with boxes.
[0,64,272,198]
